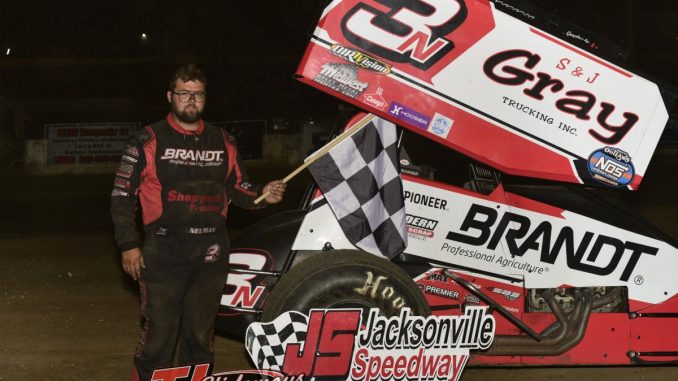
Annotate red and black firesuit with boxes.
[111,114,263,381]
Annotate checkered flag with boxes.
[245,311,308,371]
[308,115,408,258]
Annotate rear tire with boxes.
[261,250,430,322]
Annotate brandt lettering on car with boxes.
[446,203,658,282]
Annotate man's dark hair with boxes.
[169,64,207,91]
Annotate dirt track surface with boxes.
[1,153,677,380]
[2,232,678,381]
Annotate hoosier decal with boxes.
[389,101,430,130]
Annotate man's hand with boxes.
[122,248,145,281]
[262,180,287,204]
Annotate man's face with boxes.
[167,79,206,124]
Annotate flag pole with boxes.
[254,113,375,204]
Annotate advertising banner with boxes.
[295,0,669,189]
[46,123,139,165]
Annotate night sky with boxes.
[0,0,676,137]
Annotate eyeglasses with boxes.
[171,91,206,102]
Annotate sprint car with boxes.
[216,0,678,366]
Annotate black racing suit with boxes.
[111,114,263,381]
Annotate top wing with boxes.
[295,0,669,190]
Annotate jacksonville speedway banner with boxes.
[148,307,495,381]
[295,0,669,190]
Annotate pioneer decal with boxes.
[446,203,658,281]
[404,191,447,210]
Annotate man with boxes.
[111,64,286,381]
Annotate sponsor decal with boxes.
[246,307,495,381]
[440,243,547,274]
[354,271,410,309]
[425,271,452,283]
[116,162,134,178]
[404,191,447,210]
[406,214,438,240]
[125,145,139,157]
[483,49,639,144]
[406,214,439,230]
[420,284,460,300]
[501,96,555,126]
[464,295,480,305]
[160,148,224,166]
[205,244,220,262]
[114,178,130,189]
[330,44,391,74]
[446,203,658,281]
[408,226,434,240]
[168,191,222,203]
[588,147,635,187]
[490,287,521,301]
[388,101,431,130]
[111,189,129,197]
[168,190,222,213]
[122,155,137,163]
[428,112,454,138]
[313,62,369,99]
[362,87,387,111]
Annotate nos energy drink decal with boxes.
[587,147,635,187]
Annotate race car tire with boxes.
[261,250,430,322]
